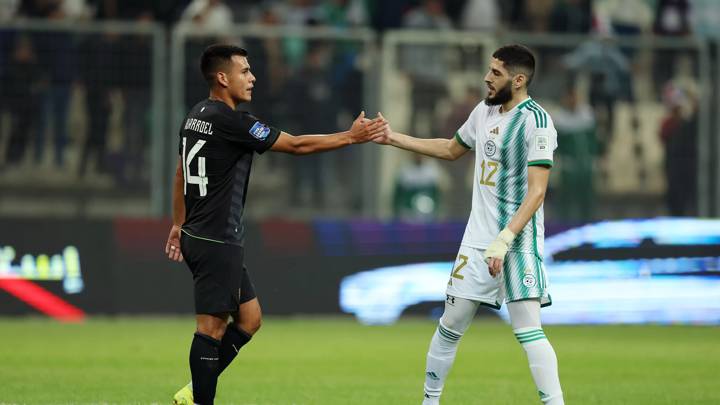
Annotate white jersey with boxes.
[455,97,557,257]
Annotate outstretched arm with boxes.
[165,157,185,262]
[271,112,387,155]
[373,113,469,161]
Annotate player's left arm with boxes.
[486,166,550,276]
[486,115,557,276]
[165,157,185,262]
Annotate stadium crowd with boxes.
[0,0,712,220]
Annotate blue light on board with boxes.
[339,218,720,325]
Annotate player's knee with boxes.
[196,314,229,340]
[240,316,261,335]
[197,322,227,340]
[440,310,472,335]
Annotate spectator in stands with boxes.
[593,0,653,36]
[553,85,598,222]
[284,44,339,207]
[441,86,482,214]
[118,17,153,186]
[400,0,452,138]
[2,36,44,168]
[459,0,499,32]
[653,0,691,97]
[659,83,697,216]
[654,0,691,36]
[320,0,368,28]
[78,32,120,178]
[181,0,234,32]
[549,0,591,33]
[0,0,19,21]
[690,0,720,39]
[524,0,554,32]
[562,31,632,156]
[367,0,413,31]
[393,153,442,222]
[20,0,80,169]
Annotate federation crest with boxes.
[484,140,497,157]
[249,121,271,140]
[522,274,537,288]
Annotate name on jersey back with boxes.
[184,118,214,136]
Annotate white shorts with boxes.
[445,245,552,308]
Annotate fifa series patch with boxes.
[249,121,271,140]
[536,135,549,152]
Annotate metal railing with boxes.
[0,19,166,216]
[1,20,718,220]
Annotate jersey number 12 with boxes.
[182,137,208,196]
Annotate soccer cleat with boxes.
[172,383,193,405]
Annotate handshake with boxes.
[348,111,394,146]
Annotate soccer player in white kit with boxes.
[374,45,564,404]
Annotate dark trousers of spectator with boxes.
[665,157,696,216]
[6,102,35,165]
[37,84,71,166]
[120,88,149,185]
[291,156,323,207]
[410,76,447,138]
[79,90,110,176]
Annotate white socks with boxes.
[514,327,564,404]
[423,321,463,402]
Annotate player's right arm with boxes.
[373,113,470,161]
[270,111,387,155]
[165,157,184,262]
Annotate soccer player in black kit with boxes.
[164,44,387,404]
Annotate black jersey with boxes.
[179,99,280,246]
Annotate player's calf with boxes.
[423,296,478,403]
[508,300,563,405]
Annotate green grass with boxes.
[0,317,718,404]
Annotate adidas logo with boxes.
[490,127,499,135]
[426,371,440,381]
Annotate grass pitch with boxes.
[0,316,718,404]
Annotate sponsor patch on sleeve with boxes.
[536,135,549,152]
[249,121,271,140]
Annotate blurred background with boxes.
[0,0,718,324]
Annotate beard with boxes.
[484,82,513,106]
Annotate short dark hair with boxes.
[200,44,248,85]
[492,44,536,87]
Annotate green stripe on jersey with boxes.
[530,101,548,128]
[454,132,472,149]
[497,110,525,298]
[528,159,553,167]
[516,98,532,110]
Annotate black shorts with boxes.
[180,232,256,314]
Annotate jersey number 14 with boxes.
[182,137,208,196]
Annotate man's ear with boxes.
[217,71,229,88]
[513,73,527,90]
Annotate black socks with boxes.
[190,332,221,405]
[218,325,252,374]
[189,326,252,404]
